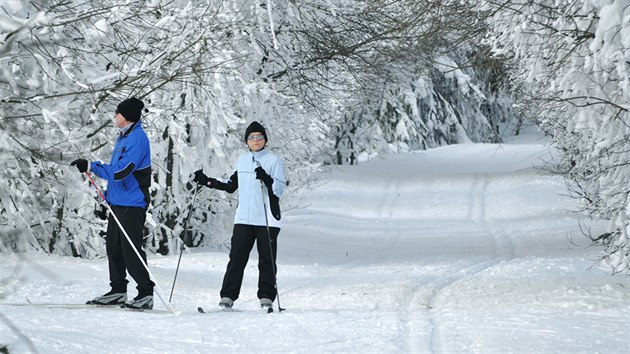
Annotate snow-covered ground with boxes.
[1,128,628,353]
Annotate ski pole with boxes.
[84,172,177,315]
[255,161,285,312]
[169,184,202,303]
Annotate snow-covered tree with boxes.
[0,0,325,256]
[1,0,516,257]
[482,0,630,273]
[283,0,515,163]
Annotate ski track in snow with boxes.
[427,173,516,354]
[1,132,629,353]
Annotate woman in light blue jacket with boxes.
[194,121,287,310]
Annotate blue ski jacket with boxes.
[210,148,286,228]
[90,121,152,209]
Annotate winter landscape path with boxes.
[1,131,628,353]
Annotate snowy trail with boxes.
[1,133,629,353]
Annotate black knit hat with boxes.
[116,97,144,122]
[244,121,267,143]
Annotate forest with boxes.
[0,0,628,274]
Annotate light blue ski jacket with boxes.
[211,149,286,228]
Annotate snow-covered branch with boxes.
[483,0,630,273]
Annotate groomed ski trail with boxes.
[2,133,627,353]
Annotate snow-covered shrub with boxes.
[482,0,630,273]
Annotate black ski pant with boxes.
[106,206,154,297]
[220,224,280,302]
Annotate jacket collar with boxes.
[250,148,268,161]
[119,120,140,137]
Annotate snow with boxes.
[1,127,628,353]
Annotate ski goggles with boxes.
[247,134,265,141]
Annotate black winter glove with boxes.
[94,204,108,220]
[71,159,88,173]
[193,169,209,186]
[255,166,273,188]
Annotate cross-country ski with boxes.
[0,303,174,315]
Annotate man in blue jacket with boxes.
[194,121,287,310]
[71,97,154,309]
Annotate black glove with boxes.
[193,169,209,186]
[71,159,88,173]
[94,204,108,220]
[255,166,273,188]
